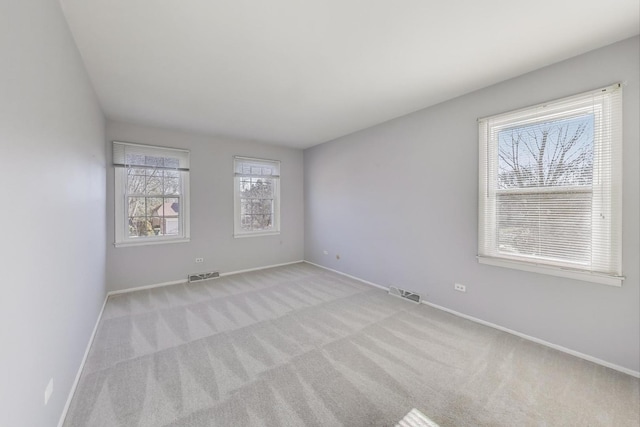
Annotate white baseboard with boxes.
[219,260,304,277]
[57,294,109,427]
[421,300,639,379]
[305,261,640,379]
[108,278,188,296]
[303,261,389,291]
[107,260,305,296]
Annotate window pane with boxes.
[145,197,164,216]
[239,178,273,199]
[163,218,180,236]
[164,177,180,195]
[128,217,154,237]
[254,199,273,215]
[127,173,146,195]
[146,175,163,195]
[163,198,180,217]
[128,197,146,217]
[255,214,272,230]
[241,215,252,231]
[240,198,251,216]
[257,180,273,198]
[126,198,181,237]
[497,114,594,189]
[150,217,163,235]
[250,199,260,215]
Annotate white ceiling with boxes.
[60,0,639,149]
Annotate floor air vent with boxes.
[389,286,422,304]
[188,271,220,283]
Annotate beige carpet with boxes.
[63,262,639,426]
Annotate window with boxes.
[478,84,623,286]
[234,156,280,237]
[113,141,190,247]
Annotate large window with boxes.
[478,84,623,286]
[113,141,190,246]
[234,156,280,237]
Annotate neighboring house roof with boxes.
[152,201,179,217]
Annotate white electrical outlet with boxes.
[44,378,53,405]
[454,283,466,293]
[195,257,204,263]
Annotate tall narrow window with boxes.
[113,141,190,246]
[234,156,280,237]
[478,84,623,286]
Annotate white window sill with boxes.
[234,231,280,239]
[477,256,624,287]
[114,237,190,248]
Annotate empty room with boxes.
[2,0,639,426]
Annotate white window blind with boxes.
[478,84,623,286]
[113,141,190,171]
[233,156,280,237]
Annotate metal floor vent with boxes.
[388,286,422,304]
[188,271,220,283]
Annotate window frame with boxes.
[233,156,281,238]
[477,85,623,286]
[113,141,190,247]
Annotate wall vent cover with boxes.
[388,286,422,304]
[188,271,220,283]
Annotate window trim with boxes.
[233,156,281,238]
[477,84,624,286]
[113,141,190,247]
[477,256,622,287]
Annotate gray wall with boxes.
[106,121,305,291]
[304,36,640,372]
[0,1,107,426]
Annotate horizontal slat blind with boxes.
[478,84,622,278]
[234,156,280,178]
[113,141,190,171]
